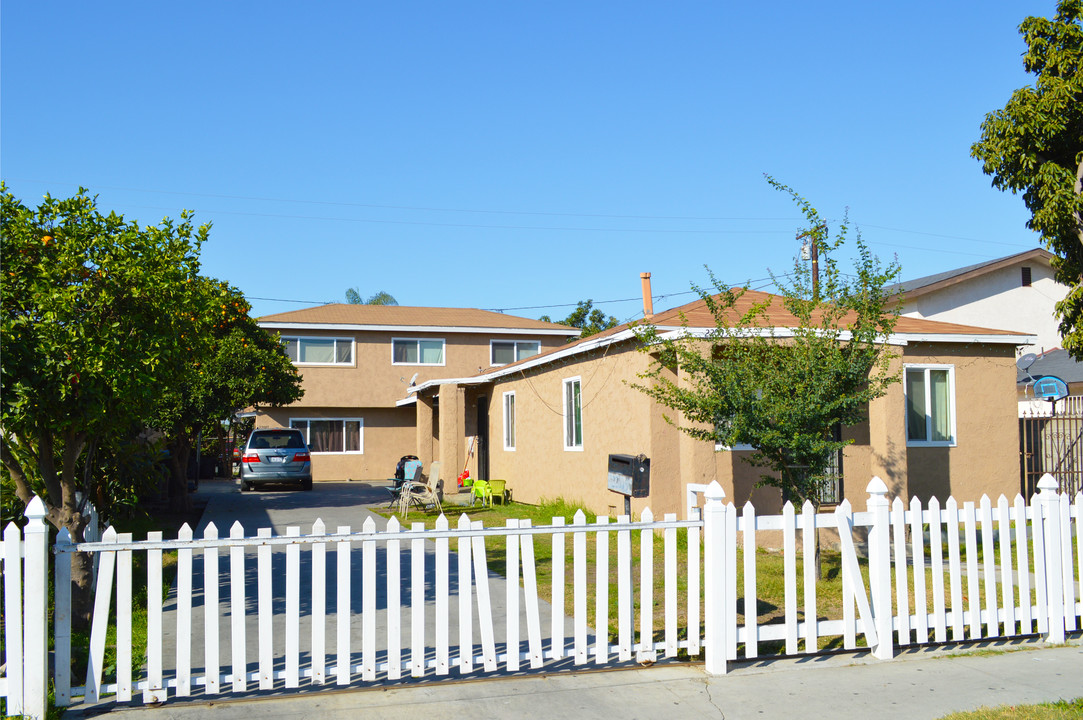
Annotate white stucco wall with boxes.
[902,261,1064,353]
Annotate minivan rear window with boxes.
[249,431,305,450]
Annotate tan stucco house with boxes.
[254,305,579,482]
[408,290,1033,519]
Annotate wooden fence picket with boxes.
[928,497,947,643]
[117,532,133,702]
[910,495,929,643]
[962,502,980,639]
[782,502,798,655]
[550,516,566,662]
[311,519,326,685]
[361,517,377,681]
[1059,494,1076,632]
[386,517,402,680]
[519,520,544,669]
[229,521,247,693]
[506,518,521,671]
[594,517,609,665]
[616,514,632,662]
[257,527,273,690]
[664,513,677,658]
[979,496,999,638]
[638,508,656,663]
[572,510,588,665]
[470,521,498,672]
[336,525,352,684]
[145,531,166,703]
[285,526,301,688]
[996,496,1016,637]
[176,524,193,697]
[4,522,25,715]
[85,526,118,703]
[435,515,450,675]
[457,514,474,674]
[203,523,220,695]
[1013,495,1033,634]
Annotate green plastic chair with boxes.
[488,479,507,505]
[470,480,492,507]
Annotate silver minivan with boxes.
[240,428,313,491]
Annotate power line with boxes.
[5,178,798,223]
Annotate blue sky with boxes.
[1,1,1053,322]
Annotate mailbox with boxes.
[607,453,650,499]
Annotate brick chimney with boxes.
[640,272,654,318]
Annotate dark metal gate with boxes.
[1020,398,1083,497]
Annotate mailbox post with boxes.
[607,453,650,517]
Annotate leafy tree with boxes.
[540,300,619,339]
[971,0,1083,355]
[153,280,303,511]
[345,287,398,305]
[1,185,207,623]
[633,180,902,574]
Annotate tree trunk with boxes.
[167,438,192,514]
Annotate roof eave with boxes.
[259,321,580,337]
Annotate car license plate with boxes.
[269,456,286,463]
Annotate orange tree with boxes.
[1,185,209,624]
[152,279,302,511]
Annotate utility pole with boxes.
[798,224,827,301]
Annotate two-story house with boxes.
[255,304,579,484]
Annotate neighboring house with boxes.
[892,248,1062,354]
[1018,348,1083,408]
[888,247,1081,412]
[409,289,1032,519]
[255,305,579,483]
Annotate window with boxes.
[563,377,583,450]
[392,338,445,365]
[503,391,516,450]
[905,365,956,445]
[281,337,353,365]
[491,340,540,366]
[714,414,754,452]
[814,424,844,505]
[290,419,363,453]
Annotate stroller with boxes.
[386,455,421,508]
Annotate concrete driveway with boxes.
[150,479,589,701]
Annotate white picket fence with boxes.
[2,475,1081,718]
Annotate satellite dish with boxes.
[1016,353,1038,372]
[409,373,418,386]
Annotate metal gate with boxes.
[1020,397,1083,497]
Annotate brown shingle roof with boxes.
[258,304,579,332]
[647,288,1024,337]
[481,289,1026,376]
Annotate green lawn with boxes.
[938,698,1083,719]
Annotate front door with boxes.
[477,396,490,482]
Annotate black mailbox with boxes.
[607,453,650,498]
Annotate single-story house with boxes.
[409,289,1033,519]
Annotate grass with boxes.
[938,698,1083,719]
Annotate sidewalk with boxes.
[76,638,1083,719]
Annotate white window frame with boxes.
[391,337,446,366]
[290,417,364,454]
[280,336,354,366]
[490,339,541,367]
[904,364,957,447]
[563,376,583,451]
[503,391,516,451]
